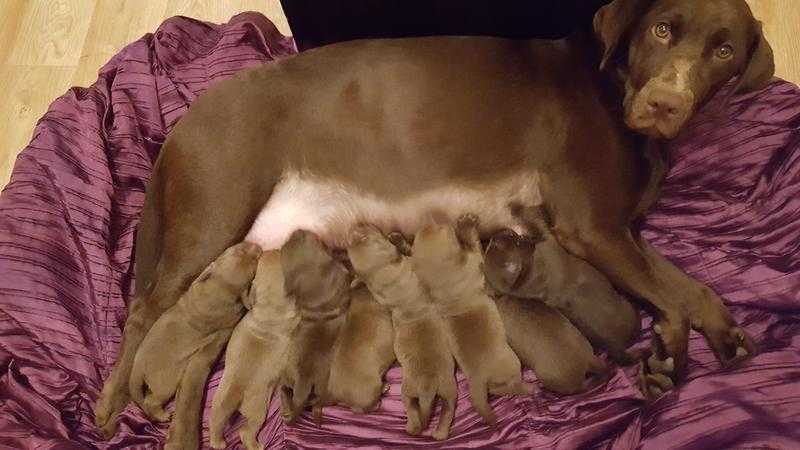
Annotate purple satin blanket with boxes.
[0,13,798,450]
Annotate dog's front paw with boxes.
[651,312,690,380]
[691,294,754,367]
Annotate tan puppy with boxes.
[279,230,351,424]
[209,250,299,450]
[128,242,260,449]
[347,225,456,441]
[484,206,642,365]
[328,283,395,413]
[411,215,531,424]
[493,294,607,394]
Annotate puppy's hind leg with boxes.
[237,385,275,450]
[401,391,423,436]
[209,380,244,449]
[141,392,171,422]
[431,379,457,441]
[468,380,496,425]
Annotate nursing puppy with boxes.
[411,215,531,425]
[128,242,260,420]
[210,250,299,450]
[328,283,395,413]
[493,294,607,394]
[128,242,260,449]
[485,206,642,364]
[279,230,351,424]
[348,224,456,440]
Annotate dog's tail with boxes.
[468,381,496,425]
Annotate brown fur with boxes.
[97,0,771,433]
[278,230,352,424]
[493,295,607,394]
[328,284,396,413]
[347,224,457,440]
[485,207,642,364]
[209,251,299,450]
[128,242,260,449]
[411,215,531,425]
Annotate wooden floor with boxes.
[1,0,798,188]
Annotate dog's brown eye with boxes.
[716,44,734,60]
[652,22,672,40]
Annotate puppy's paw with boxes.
[405,417,422,436]
[387,231,413,256]
[94,380,130,438]
[210,434,227,450]
[639,371,675,400]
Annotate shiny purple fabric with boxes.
[0,13,798,450]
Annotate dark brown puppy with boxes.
[328,284,396,414]
[210,250,299,450]
[484,207,642,365]
[279,230,352,424]
[97,0,772,432]
[348,224,457,440]
[412,215,531,425]
[128,242,260,449]
[493,294,607,394]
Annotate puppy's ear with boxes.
[593,0,653,71]
[734,21,775,94]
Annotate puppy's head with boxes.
[595,0,774,139]
[281,230,351,311]
[484,230,527,293]
[347,224,402,277]
[193,241,262,299]
[246,250,296,315]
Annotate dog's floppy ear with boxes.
[734,22,775,94]
[593,0,653,71]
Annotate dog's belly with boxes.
[245,170,542,250]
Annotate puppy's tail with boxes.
[209,379,242,449]
[417,390,436,431]
[468,381,496,425]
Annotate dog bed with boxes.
[1,13,798,449]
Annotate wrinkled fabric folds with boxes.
[0,13,798,449]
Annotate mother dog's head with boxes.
[594,0,774,139]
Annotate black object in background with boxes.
[280,0,612,51]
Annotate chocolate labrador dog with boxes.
[96,0,773,435]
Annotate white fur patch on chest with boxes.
[245,170,541,250]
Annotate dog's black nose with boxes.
[647,90,684,118]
